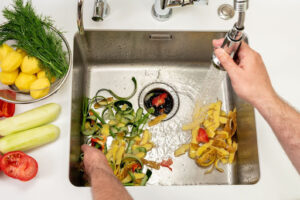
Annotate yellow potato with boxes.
[29,78,50,99]
[21,56,41,74]
[0,70,19,85]
[37,70,46,79]
[16,49,27,58]
[37,70,56,83]
[15,72,37,91]
[1,51,23,72]
[0,44,14,62]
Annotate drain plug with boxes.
[138,82,179,121]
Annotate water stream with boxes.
[146,64,228,185]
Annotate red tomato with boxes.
[152,93,168,107]
[197,128,209,143]
[0,151,38,181]
[160,158,173,171]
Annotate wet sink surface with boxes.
[69,31,260,186]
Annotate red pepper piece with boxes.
[152,93,168,107]
[131,163,141,172]
[91,137,105,151]
[160,158,173,171]
[0,90,16,118]
[197,128,209,143]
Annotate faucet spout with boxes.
[92,0,109,22]
[77,0,110,35]
[152,0,207,21]
[152,0,173,21]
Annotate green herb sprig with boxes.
[0,0,68,79]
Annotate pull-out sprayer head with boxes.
[212,0,249,70]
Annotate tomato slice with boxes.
[197,128,209,143]
[152,93,168,107]
[0,151,38,181]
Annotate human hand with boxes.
[213,39,276,107]
[81,144,113,178]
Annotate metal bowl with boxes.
[0,26,72,104]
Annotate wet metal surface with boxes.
[69,31,260,186]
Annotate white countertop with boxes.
[0,0,299,199]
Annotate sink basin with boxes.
[69,30,260,186]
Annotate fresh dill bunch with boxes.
[0,0,68,79]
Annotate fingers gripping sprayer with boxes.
[212,0,249,70]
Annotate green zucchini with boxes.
[126,140,135,154]
[141,169,152,186]
[0,103,61,136]
[135,108,143,122]
[90,109,106,124]
[123,114,135,121]
[0,124,60,154]
[128,171,136,182]
[121,154,144,169]
[134,147,147,154]
[120,117,130,124]
[123,182,134,186]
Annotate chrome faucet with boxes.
[77,0,109,35]
[92,0,109,22]
[152,0,208,21]
[212,0,249,70]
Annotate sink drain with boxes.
[138,82,179,121]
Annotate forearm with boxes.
[254,92,300,173]
[91,169,133,200]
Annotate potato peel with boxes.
[176,100,238,174]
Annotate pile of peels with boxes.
[105,129,155,184]
[174,100,238,174]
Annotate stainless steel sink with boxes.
[69,30,260,186]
